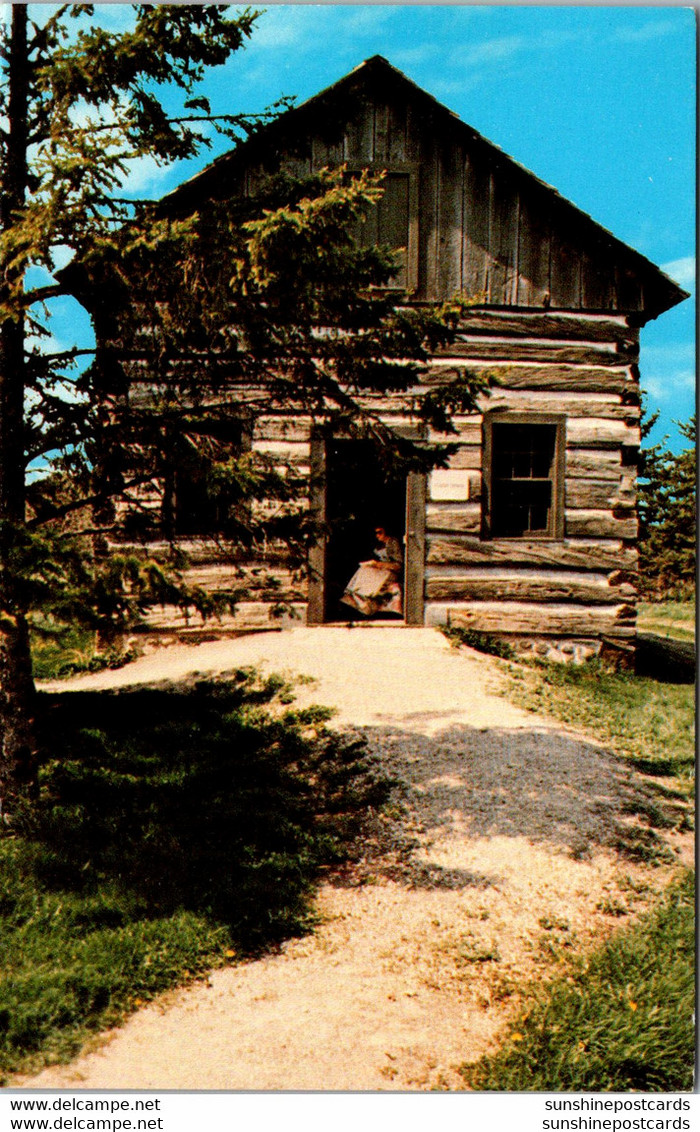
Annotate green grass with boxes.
[442,626,515,660]
[0,671,389,1082]
[30,622,98,680]
[502,659,695,794]
[638,600,696,643]
[460,872,695,1092]
[30,622,138,681]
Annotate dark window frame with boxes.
[482,412,566,540]
[347,163,419,294]
[163,416,252,539]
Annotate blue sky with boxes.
[45,4,698,448]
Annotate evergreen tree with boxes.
[638,410,696,599]
[0,6,480,811]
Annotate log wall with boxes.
[121,308,640,655]
[419,309,639,653]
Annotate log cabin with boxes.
[75,55,689,662]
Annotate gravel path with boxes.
[20,627,681,1091]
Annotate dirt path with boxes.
[19,627,682,1090]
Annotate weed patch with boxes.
[442,626,515,660]
[460,872,695,1092]
[30,622,138,680]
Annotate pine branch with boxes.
[26,473,157,529]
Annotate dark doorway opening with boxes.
[324,439,406,622]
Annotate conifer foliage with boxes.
[638,413,696,599]
[0,6,480,809]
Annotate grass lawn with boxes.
[501,659,695,797]
[637,600,696,643]
[449,639,695,1091]
[460,871,694,1092]
[30,623,138,681]
[0,672,388,1082]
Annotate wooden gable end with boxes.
[165,56,686,322]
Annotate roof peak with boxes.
[158,55,687,319]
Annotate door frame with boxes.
[307,430,426,625]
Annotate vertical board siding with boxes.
[311,134,344,171]
[373,101,389,163]
[615,263,644,311]
[436,135,464,300]
[488,167,520,305]
[283,95,654,314]
[416,120,440,301]
[345,101,375,165]
[581,243,616,310]
[550,224,582,309]
[386,98,408,164]
[462,148,491,300]
[517,190,552,307]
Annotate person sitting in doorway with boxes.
[340,525,403,618]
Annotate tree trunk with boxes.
[0,618,37,816]
[0,5,38,815]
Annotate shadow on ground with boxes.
[19,676,389,953]
[335,721,683,889]
[22,678,683,933]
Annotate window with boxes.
[163,417,247,538]
[350,168,418,292]
[483,415,565,539]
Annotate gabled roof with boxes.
[163,56,689,320]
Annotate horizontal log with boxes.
[117,494,162,512]
[426,600,636,637]
[141,601,307,633]
[253,440,311,464]
[566,509,638,539]
[446,444,482,471]
[250,497,310,524]
[566,419,640,449]
[183,564,306,601]
[254,417,312,442]
[426,503,481,533]
[358,416,428,440]
[355,393,424,413]
[422,362,635,395]
[566,477,636,510]
[443,449,634,490]
[434,338,636,366]
[480,389,634,420]
[454,311,634,344]
[428,421,482,444]
[566,449,622,480]
[425,575,625,604]
[426,536,638,572]
[110,539,296,567]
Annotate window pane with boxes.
[168,422,243,536]
[490,423,558,537]
[492,480,552,537]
